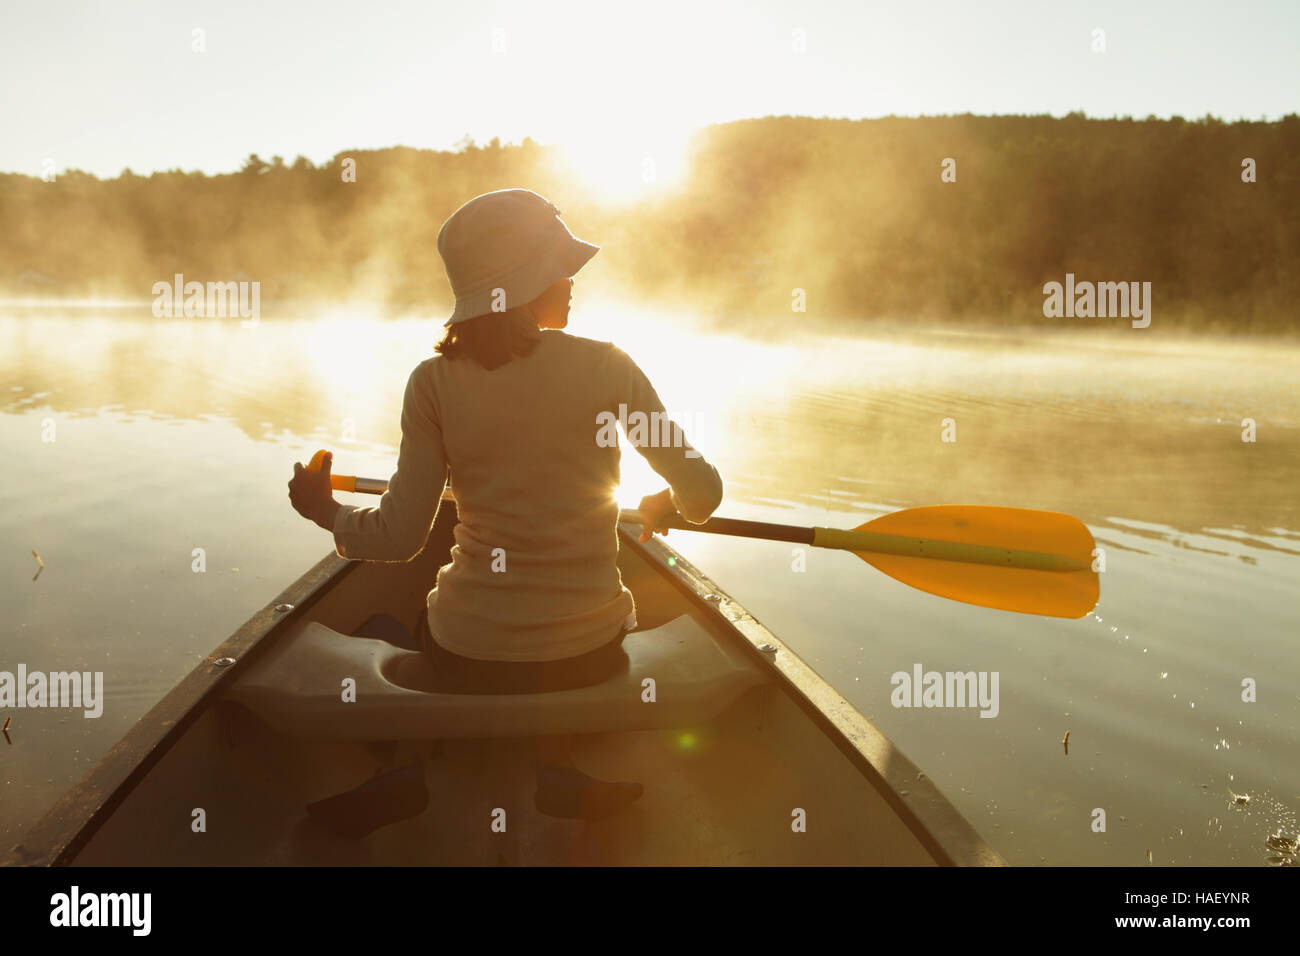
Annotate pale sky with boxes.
[2,0,1296,179]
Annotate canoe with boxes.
[6,504,1004,866]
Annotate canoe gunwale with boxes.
[7,513,1005,868]
[621,521,1006,867]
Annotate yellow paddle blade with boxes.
[853,505,1098,618]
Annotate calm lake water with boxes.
[1,301,1297,865]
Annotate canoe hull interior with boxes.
[16,506,1004,866]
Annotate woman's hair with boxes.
[435,307,542,370]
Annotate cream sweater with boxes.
[331,330,724,661]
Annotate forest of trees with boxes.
[1,114,1296,332]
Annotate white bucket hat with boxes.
[437,188,600,326]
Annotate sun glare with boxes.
[552,123,695,204]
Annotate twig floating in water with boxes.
[32,550,44,568]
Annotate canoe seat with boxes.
[223,613,769,741]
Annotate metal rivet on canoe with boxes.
[757,643,778,656]
[704,593,720,603]
[212,657,236,667]
[274,603,294,613]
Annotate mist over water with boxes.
[1,300,1297,864]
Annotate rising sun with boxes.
[551,123,696,204]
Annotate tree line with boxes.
[1,114,1296,332]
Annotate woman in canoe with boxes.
[288,188,724,822]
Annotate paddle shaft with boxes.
[330,479,1080,572]
[649,513,815,544]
